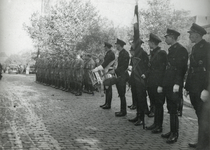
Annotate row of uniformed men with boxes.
[92,23,209,148]
[35,52,103,96]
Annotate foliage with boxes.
[24,0,118,58]
[136,0,194,52]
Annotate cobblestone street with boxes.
[0,74,198,150]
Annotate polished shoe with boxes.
[188,143,197,148]
[161,132,171,138]
[102,105,111,109]
[134,120,144,126]
[128,116,138,122]
[147,112,155,117]
[115,112,126,117]
[166,132,178,144]
[146,123,156,130]
[130,105,136,110]
[128,105,132,108]
[100,104,106,108]
[152,127,162,134]
[75,92,82,96]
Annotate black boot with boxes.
[102,87,112,109]
[146,107,158,130]
[178,98,183,117]
[161,132,171,138]
[100,88,108,108]
[134,113,145,128]
[152,107,163,133]
[148,105,155,117]
[115,96,127,117]
[166,114,178,144]
[128,114,138,122]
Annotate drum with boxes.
[88,71,103,86]
[103,74,118,86]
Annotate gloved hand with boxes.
[157,86,163,93]
[183,89,189,97]
[173,84,179,93]
[128,70,131,76]
[141,74,146,79]
[128,65,132,71]
[200,89,209,102]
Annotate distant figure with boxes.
[0,63,3,80]
[26,64,30,75]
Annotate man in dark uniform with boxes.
[92,42,115,109]
[145,33,167,133]
[161,29,188,144]
[114,39,130,117]
[128,38,149,126]
[184,23,210,148]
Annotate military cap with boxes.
[188,23,207,36]
[104,42,112,48]
[149,33,161,43]
[165,28,180,37]
[115,38,126,46]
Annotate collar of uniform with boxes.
[195,39,205,48]
[169,42,179,51]
[119,48,125,55]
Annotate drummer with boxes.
[92,42,115,109]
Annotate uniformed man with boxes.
[0,63,3,80]
[84,53,96,94]
[145,33,167,133]
[113,39,130,116]
[127,46,137,110]
[161,29,188,144]
[74,53,84,96]
[128,38,149,126]
[184,23,210,148]
[92,42,115,109]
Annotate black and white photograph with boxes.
[0,0,210,149]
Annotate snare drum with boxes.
[88,71,103,86]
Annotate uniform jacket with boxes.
[130,46,149,86]
[146,47,167,87]
[101,50,115,69]
[163,42,188,87]
[115,49,129,77]
[185,39,210,93]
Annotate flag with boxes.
[133,4,139,44]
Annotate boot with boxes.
[161,132,171,138]
[166,114,178,144]
[128,114,138,122]
[130,105,137,110]
[115,96,127,117]
[178,98,183,117]
[146,107,157,130]
[102,87,112,109]
[148,105,155,117]
[75,83,82,96]
[152,107,163,133]
[134,113,145,128]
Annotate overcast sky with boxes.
[0,0,210,56]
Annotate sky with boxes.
[0,0,210,56]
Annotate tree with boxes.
[24,0,121,58]
[135,0,194,52]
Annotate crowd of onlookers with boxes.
[0,63,35,74]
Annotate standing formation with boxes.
[35,23,209,148]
